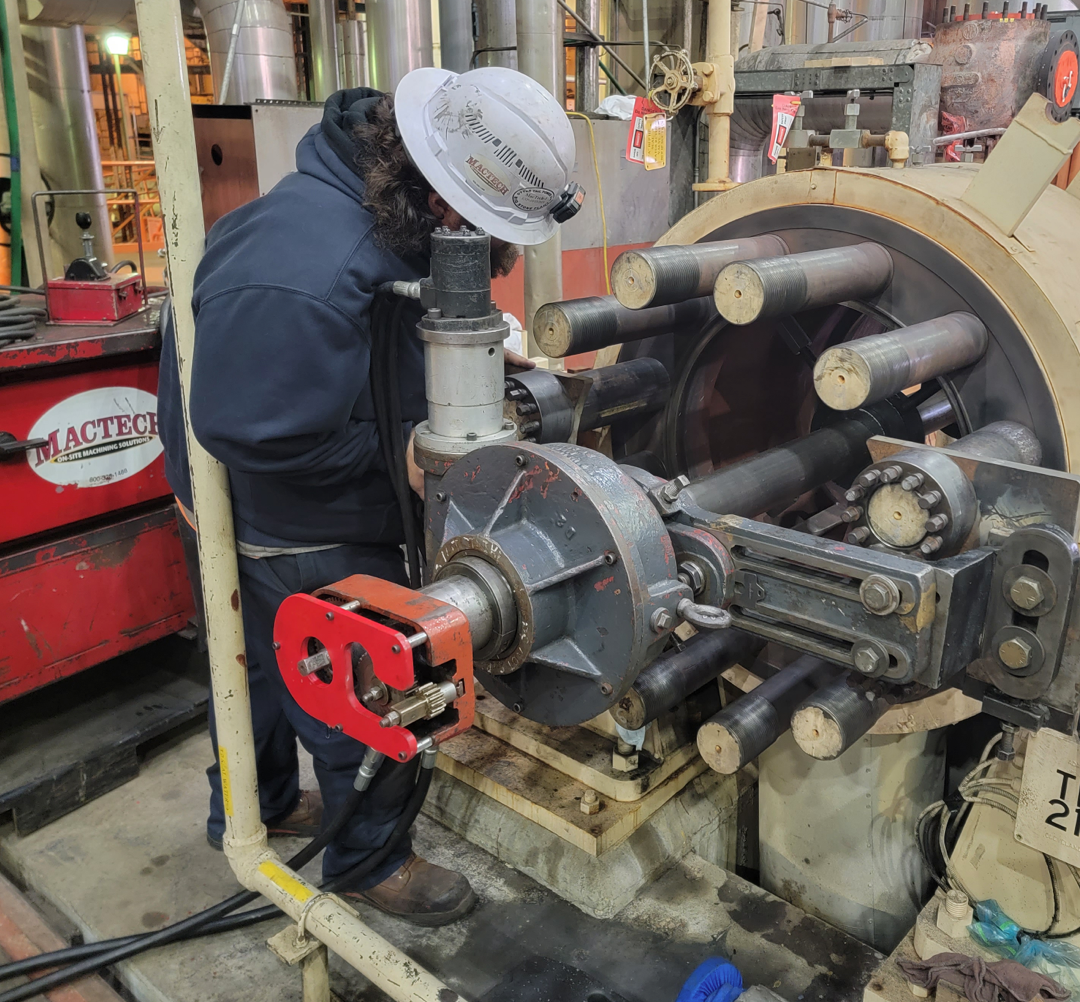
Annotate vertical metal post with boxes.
[575,0,600,111]
[517,0,564,359]
[342,1,366,88]
[475,0,518,69]
[301,945,331,1002]
[308,0,341,100]
[693,0,737,191]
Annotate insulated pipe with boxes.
[813,312,989,410]
[439,0,474,73]
[611,235,790,310]
[682,407,899,518]
[611,629,765,730]
[200,0,298,103]
[534,294,718,357]
[133,5,461,999]
[474,0,517,69]
[307,0,341,100]
[713,243,895,325]
[517,0,563,357]
[697,655,841,773]
[341,8,366,89]
[22,24,112,269]
[366,0,434,92]
[790,673,892,760]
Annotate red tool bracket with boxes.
[273,575,474,762]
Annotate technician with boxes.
[158,67,581,926]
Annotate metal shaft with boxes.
[534,294,718,358]
[950,420,1042,466]
[790,673,891,760]
[611,235,789,310]
[713,243,894,325]
[611,629,765,730]
[697,655,840,773]
[916,390,956,433]
[683,408,896,517]
[813,312,988,410]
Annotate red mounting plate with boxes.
[274,593,419,762]
[273,576,475,762]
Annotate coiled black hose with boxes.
[0,295,44,343]
[0,760,435,1001]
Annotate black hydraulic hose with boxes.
[0,759,435,998]
[110,260,137,274]
[0,294,44,342]
[0,781,369,992]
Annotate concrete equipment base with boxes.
[0,727,880,1002]
[425,754,744,919]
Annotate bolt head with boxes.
[901,473,924,492]
[435,491,448,503]
[879,465,903,483]
[599,682,614,696]
[660,475,690,502]
[466,431,478,441]
[845,486,865,502]
[998,636,1033,670]
[1009,575,1045,610]
[860,575,901,615]
[848,526,871,545]
[515,454,527,467]
[651,607,676,633]
[852,645,884,675]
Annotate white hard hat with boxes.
[394,66,584,246]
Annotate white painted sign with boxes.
[26,386,162,489]
[1015,727,1080,868]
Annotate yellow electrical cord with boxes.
[566,111,610,295]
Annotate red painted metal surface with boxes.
[274,575,475,762]
[0,504,195,704]
[46,273,145,325]
[0,358,170,544]
[0,299,159,374]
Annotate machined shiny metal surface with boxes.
[307,0,341,99]
[814,312,988,411]
[713,243,895,325]
[611,235,790,310]
[535,295,719,359]
[438,0,474,73]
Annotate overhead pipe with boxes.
[516,0,563,358]
[132,4,462,999]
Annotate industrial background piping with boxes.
[132,2,464,998]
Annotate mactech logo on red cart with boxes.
[27,386,163,489]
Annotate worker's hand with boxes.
[504,347,536,371]
[406,429,424,498]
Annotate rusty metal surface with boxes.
[0,504,195,703]
[0,299,160,373]
[934,18,1051,131]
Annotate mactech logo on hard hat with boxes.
[395,66,583,246]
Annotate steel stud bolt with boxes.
[924,513,949,532]
[840,505,864,523]
[879,465,903,483]
[917,490,943,509]
[920,535,943,555]
[849,526,871,544]
[845,486,866,502]
[901,473,925,491]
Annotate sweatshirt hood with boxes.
[294,87,388,202]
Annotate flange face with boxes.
[429,442,688,725]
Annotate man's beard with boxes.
[491,241,520,278]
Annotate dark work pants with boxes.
[181,517,417,887]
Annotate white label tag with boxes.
[25,386,162,489]
[1015,727,1080,867]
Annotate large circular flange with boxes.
[429,442,686,726]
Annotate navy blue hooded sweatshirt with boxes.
[158,89,428,547]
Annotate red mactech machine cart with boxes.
[0,292,195,704]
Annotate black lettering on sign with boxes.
[1047,799,1071,832]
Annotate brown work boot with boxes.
[344,853,477,927]
[267,789,323,839]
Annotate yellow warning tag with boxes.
[643,113,667,171]
[219,745,233,817]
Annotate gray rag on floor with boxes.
[898,952,1070,1002]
